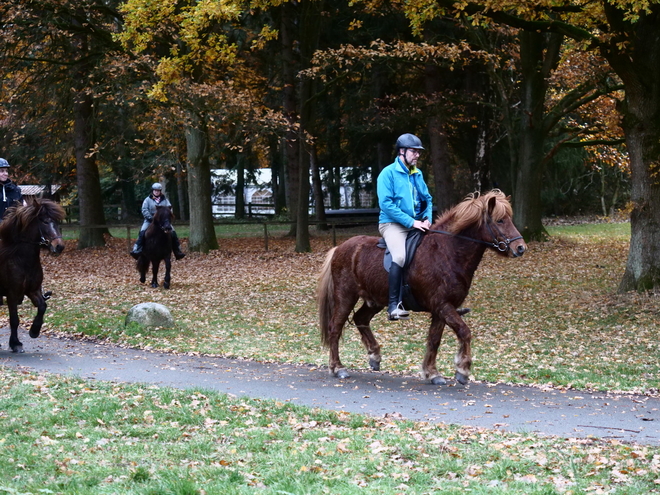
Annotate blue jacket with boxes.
[377,157,433,228]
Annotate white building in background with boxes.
[211,167,373,218]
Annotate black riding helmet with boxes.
[395,133,425,152]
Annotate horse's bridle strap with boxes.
[38,223,62,247]
[427,228,496,247]
[427,214,523,253]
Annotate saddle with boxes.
[377,229,427,312]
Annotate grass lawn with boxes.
[0,367,658,494]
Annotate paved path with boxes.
[1,328,658,446]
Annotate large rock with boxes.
[125,302,174,328]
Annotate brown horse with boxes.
[317,190,527,385]
[0,199,65,353]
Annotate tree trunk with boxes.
[281,1,300,236]
[185,118,218,253]
[512,31,562,241]
[74,90,108,248]
[235,154,245,220]
[604,8,660,291]
[327,120,342,209]
[311,145,326,227]
[270,136,285,216]
[296,146,311,252]
[176,160,187,221]
[294,0,325,253]
[425,60,454,214]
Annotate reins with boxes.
[427,213,523,254]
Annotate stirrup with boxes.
[388,302,410,321]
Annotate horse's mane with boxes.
[153,205,173,220]
[145,205,173,236]
[433,189,512,234]
[0,199,66,242]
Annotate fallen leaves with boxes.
[17,225,658,395]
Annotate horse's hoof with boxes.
[369,358,380,371]
[431,376,447,386]
[11,346,24,353]
[151,283,159,288]
[336,369,350,379]
[29,332,40,339]
[455,372,469,385]
[163,283,170,289]
[139,277,146,284]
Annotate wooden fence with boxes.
[60,217,376,252]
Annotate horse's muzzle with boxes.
[511,243,526,257]
[50,241,65,254]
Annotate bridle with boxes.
[38,219,62,248]
[427,212,523,254]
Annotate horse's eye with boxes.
[497,219,504,224]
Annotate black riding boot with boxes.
[130,230,146,260]
[387,263,410,321]
[172,231,186,260]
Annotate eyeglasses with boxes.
[407,149,422,156]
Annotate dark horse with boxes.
[317,190,527,385]
[137,205,175,289]
[0,199,65,353]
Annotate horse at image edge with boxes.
[0,198,65,353]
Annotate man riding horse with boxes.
[376,134,433,321]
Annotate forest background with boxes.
[1,0,659,293]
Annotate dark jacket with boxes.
[0,180,23,219]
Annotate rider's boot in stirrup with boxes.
[387,263,409,321]
[171,231,186,260]
[130,230,145,260]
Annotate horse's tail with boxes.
[317,247,336,348]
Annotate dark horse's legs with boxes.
[163,257,171,289]
[422,308,472,386]
[353,302,383,371]
[6,293,45,353]
[7,298,23,353]
[326,295,358,379]
[27,292,47,340]
[422,314,448,385]
[150,259,160,288]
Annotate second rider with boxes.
[130,182,186,260]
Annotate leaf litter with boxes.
[13,228,658,397]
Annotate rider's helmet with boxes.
[0,158,10,168]
[395,133,424,152]
[151,182,163,191]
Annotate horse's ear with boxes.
[487,195,497,215]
